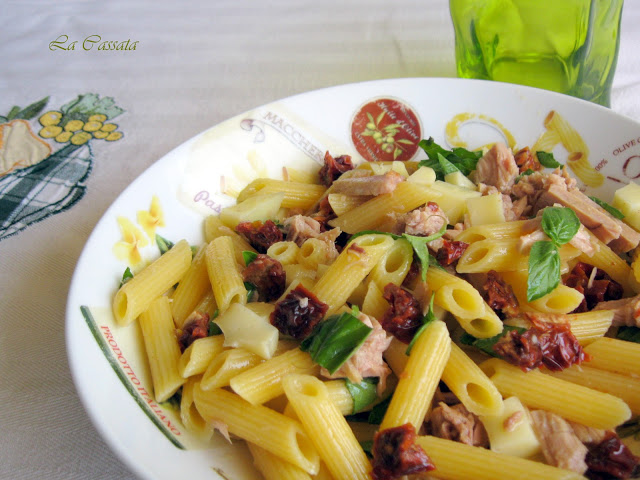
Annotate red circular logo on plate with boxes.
[351,97,422,162]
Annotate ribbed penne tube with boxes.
[323,379,355,416]
[380,320,451,430]
[138,296,185,402]
[452,303,504,338]
[192,290,218,319]
[583,337,640,377]
[501,270,584,315]
[297,238,338,270]
[368,237,413,289]
[545,365,640,414]
[178,335,225,378]
[283,374,371,480]
[311,233,394,313]
[205,236,247,312]
[200,347,263,390]
[283,264,317,288]
[361,280,389,321]
[454,220,529,244]
[327,193,370,216]
[193,385,319,474]
[284,166,319,184]
[415,435,585,480]
[480,358,631,429]
[441,342,504,416]
[383,337,409,377]
[170,245,211,327]
[237,178,325,209]
[531,310,614,345]
[204,214,255,265]
[328,182,443,234]
[230,348,319,405]
[180,376,213,440]
[267,241,300,265]
[113,239,192,326]
[248,442,312,480]
[427,267,486,320]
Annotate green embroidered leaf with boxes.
[589,196,625,219]
[345,378,379,414]
[16,96,49,120]
[527,241,560,302]
[541,207,580,246]
[7,106,20,121]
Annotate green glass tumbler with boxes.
[449,0,623,106]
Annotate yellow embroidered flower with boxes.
[137,195,165,239]
[113,216,149,265]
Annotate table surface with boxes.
[1,2,639,478]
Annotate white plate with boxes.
[66,78,640,479]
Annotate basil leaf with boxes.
[367,394,392,425]
[418,137,481,179]
[208,310,222,336]
[536,151,562,168]
[460,325,527,357]
[403,223,447,281]
[617,417,640,440]
[300,312,372,374]
[119,267,133,288]
[345,378,378,414]
[244,281,257,302]
[541,207,580,246]
[360,440,374,458]
[437,152,460,176]
[243,250,258,266]
[406,293,436,355]
[527,241,560,302]
[156,234,175,255]
[589,196,625,219]
[617,326,640,344]
[515,169,535,183]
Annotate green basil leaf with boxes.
[460,325,527,357]
[617,326,640,344]
[536,151,562,168]
[119,266,133,288]
[367,394,392,424]
[403,223,447,281]
[616,417,640,440]
[345,378,379,414]
[418,137,481,179]
[589,196,625,219]
[156,234,175,255]
[208,310,222,336]
[527,241,560,302]
[243,250,258,266]
[360,440,374,458]
[437,152,460,176]
[406,293,436,355]
[244,281,257,302]
[541,207,580,246]
[300,312,372,374]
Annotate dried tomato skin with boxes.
[436,239,469,267]
[318,151,354,186]
[585,432,640,479]
[242,254,286,302]
[492,329,543,372]
[269,284,328,339]
[381,283,423,344]
[235,220,283,253]
[371,424,435,480]
[535,320,588,371]
[565,262,623,312]
[178,312,210,352]
[483,270,519,318]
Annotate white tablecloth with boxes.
[1,2,638,478]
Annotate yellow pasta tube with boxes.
[415,435,585,480]
[383,337,409,377]
[327,193,369,216]
[297,238,338,270]
[368,237,413,289]
[283,264,317,288]
[546,365,640,414]
[204,214,255,265]
[452,303,504,339]
[283,374,371,480]
[267,241,300,265]
[454,220,528,244]
[170,245,211,327]
[179,376,213,440]
[501,270,584,315]
[113,239,192,326]
[230,348,319,405]
[205,236,247,312]
[200,347,263,390]
[138,296,186,402]
[193,385,319,474]
[192,290,218,319]
[480,358,631,429]
[441,342,504,416]
[583,337,640,377]
[427,267,486,320]
[178,335,225,378]
[361,280,389,321]
[311,233,394,313]
[248,442,312,480]
[564,310,613,345]
[380,320,451,430]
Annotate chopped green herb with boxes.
[418,137,482,180]
[617,326,640,344]
[460,325,527,357]
[300,312,373,375]
[156,234,175,255]
[243,250,258,266]
[406,293,436,355]
[617,417,640,440]
[208,310,222,336]
[527,240,560,302]
[345,378,379,414]
[360,440,374,458]
[351,305,360,316]
[541,207,581,246]
[244,281,257,302]
[119,266,133,288]
[437,152,460,176]
[589,196,625,219]
[367,394,392,424]
[515,169,535,183]
[536,151,562,168]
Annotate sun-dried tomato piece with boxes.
[235,219,283,253]
[514,146,543,173]
[371,423,435,480]
[585,431,640,479]
[318,151,354,186]
[492,328,543,372]
[242,254,286,302]
[381,283,423,344]
[564,262,623,312]
[483,270,519,318]
[436,239,469,267]
[178,312,210,352]
[269,284,328,339]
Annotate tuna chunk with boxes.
[331,170,404,196]
[567,421,608,445]
[429,402,489,447]
[403,201,448,237]
[530,410,588,474]
[593,294,640,327]
[474,143,519,193]
[284,215,321,246]
[517,215,596,256]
